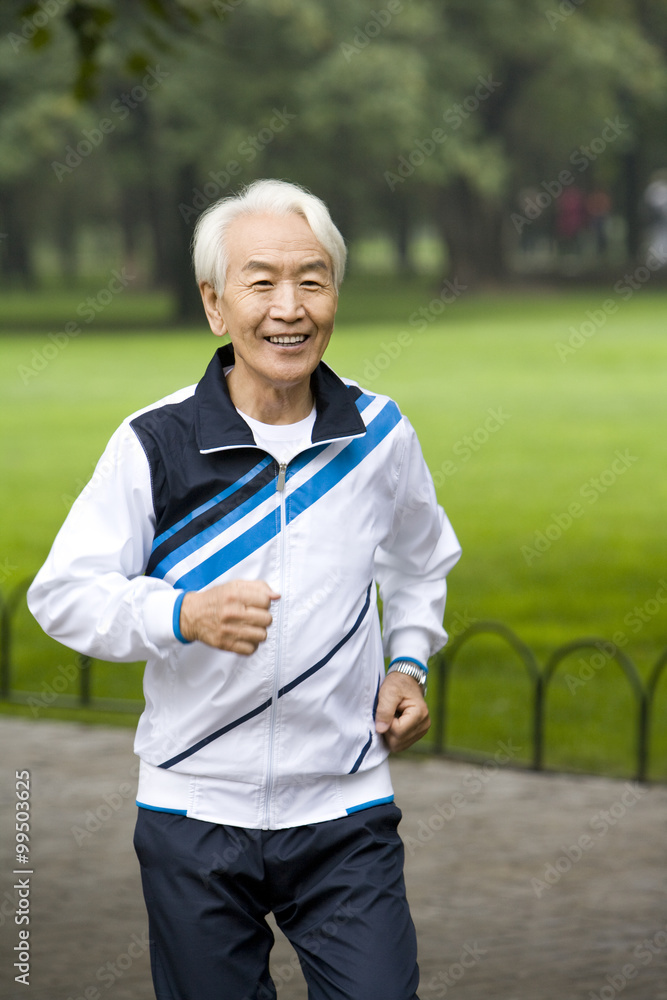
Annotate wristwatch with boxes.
[386,659,428,695]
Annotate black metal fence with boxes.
[430,620,667,783]
[2,578,666,782]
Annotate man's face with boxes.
[201,212,338,399]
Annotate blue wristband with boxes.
[172,591,192,645]
[388,656,428,675]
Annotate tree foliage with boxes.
[0,0,665,309]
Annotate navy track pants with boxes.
[133,802,420,1000]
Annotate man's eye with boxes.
[252,280,273,288]
[301,280,321,288]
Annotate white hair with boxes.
[192,179,347,295]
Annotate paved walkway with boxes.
[1,718,666,1000]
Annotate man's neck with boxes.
[226,369,314,425]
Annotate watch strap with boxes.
[386,658,428,694]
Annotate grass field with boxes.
[1,277,666,778]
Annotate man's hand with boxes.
[179,581,280,655]
[375,671,430,753]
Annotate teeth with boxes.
[268,335,306,344]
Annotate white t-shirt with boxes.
[238,407,316,465]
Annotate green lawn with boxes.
[1,279,666,779]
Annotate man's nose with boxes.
[268,282,305,321]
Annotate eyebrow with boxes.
[241,259,331,276]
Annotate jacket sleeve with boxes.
[374,415,461,667]
[27,421,184,663]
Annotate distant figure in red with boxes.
[586,190,612,256]
[555,186,587,253]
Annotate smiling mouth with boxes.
[266,334,308,345]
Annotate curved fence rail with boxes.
[432,621,667,783]
[2,581,666,781]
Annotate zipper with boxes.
[262,461,288,829]
[276,462,287,492]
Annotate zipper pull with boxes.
[276,462,287,492]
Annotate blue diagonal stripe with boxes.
[151,478,277,581]
[287,399,401,525]
[355,392,375,414]
[152,456,273,551]
[173,508,279,590]
[162,397,398,591]
[152,391,371,564]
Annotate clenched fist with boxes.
[179,580,280,655]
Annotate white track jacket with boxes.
[28,345,461,829]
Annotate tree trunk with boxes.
[621,148,642,262]
[436,179,506,286]
[0,186,34,284]
[173,163,205,323]
[394,195,413,275]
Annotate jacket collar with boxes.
[195,343,367,454]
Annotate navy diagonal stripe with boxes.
[349,731,373,774]
[166,403,397,591]
[372,675,380,720]
[158,697,273,769]
[154,394,371,566]
[152,456,273,551]
[151,476,277,581]
[278,583,372,698]
[157,583,373,770]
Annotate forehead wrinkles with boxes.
[226,215,331,276]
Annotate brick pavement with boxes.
[1,718,665,1000]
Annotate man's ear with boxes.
[199,282,228,338]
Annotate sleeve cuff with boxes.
[387,627,433,670]
[172,591,192,644]
[143,589,191,648]
[388,656,428,675]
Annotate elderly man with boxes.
[28,179,461,1000]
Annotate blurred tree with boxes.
[0,0,665,305]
